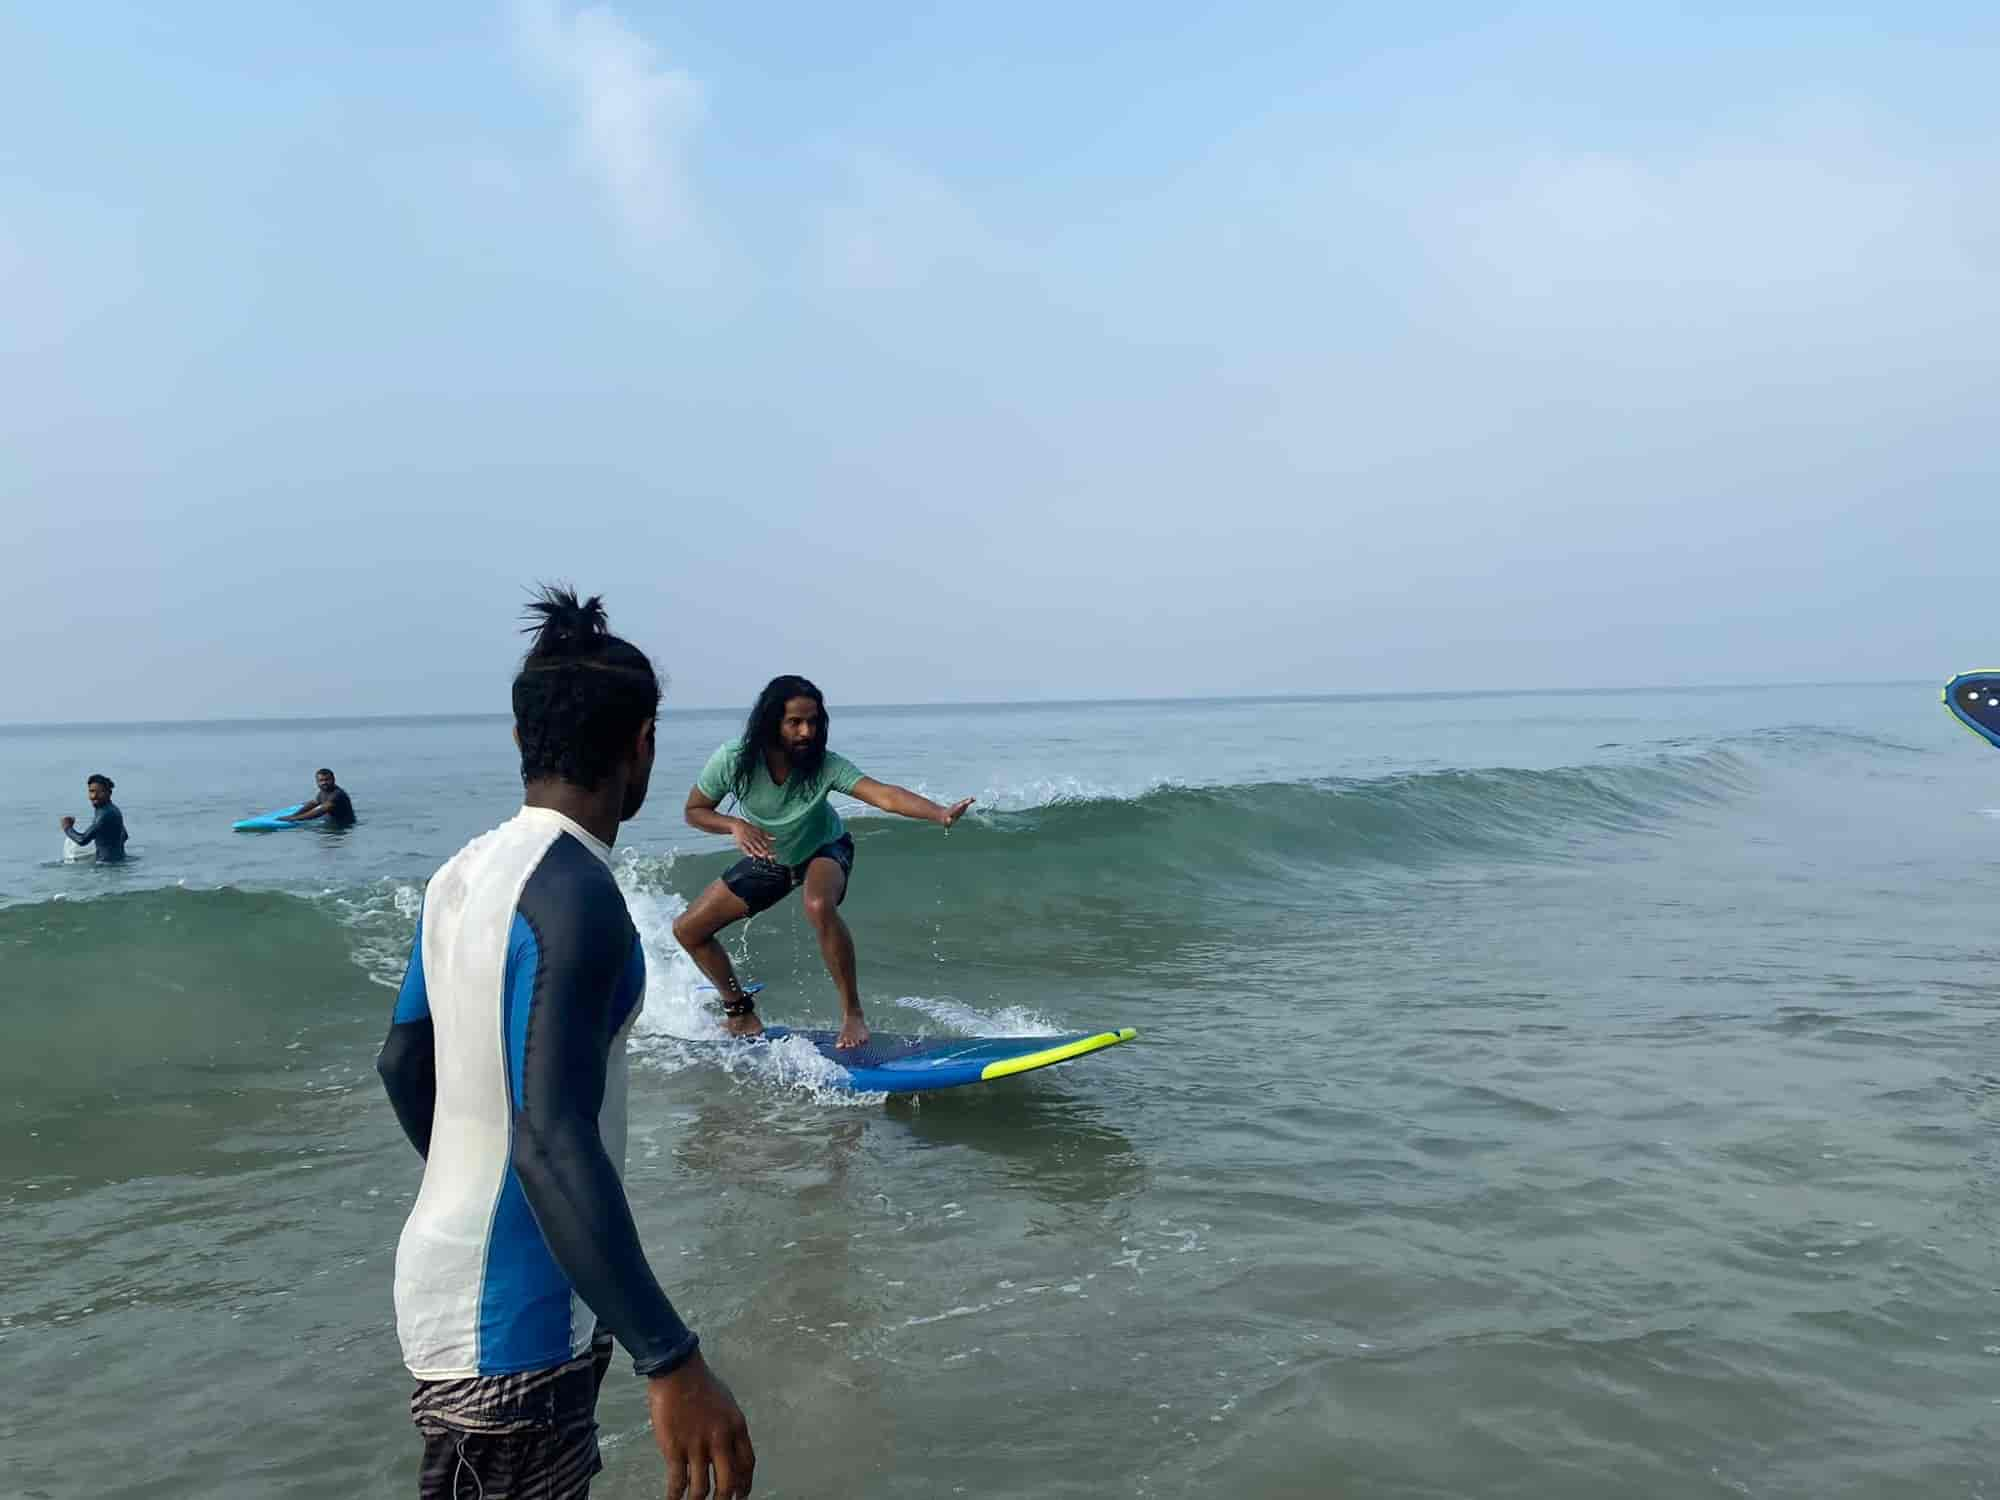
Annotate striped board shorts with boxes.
[410,1333,615,1500]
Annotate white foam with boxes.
[611,856,881,1104]
[967,774,1178,814]
[614,857,714,1047]
[328,878,432,989]
[881,994,1065,1038]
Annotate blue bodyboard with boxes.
[1945,672,2000,750]
[233,804,306,832]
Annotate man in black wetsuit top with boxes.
[375,589,754,1500]
[60,774,128,862]
[281,768,356,827]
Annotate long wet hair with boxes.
[731,674,827,798]
[512,586,662,790]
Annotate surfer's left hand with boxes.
[836,1013,870,1050]
[938,798,975,828]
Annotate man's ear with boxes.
[512,724,522,751]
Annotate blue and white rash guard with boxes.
[376,805,699,1380]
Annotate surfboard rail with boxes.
[977,1027,1138,1081]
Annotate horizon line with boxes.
[0,677,1934,733]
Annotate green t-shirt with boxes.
[695,738,868,866]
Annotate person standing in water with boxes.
[60,774,128,862]
[673,675,974,1049]
[376,588,753,1500]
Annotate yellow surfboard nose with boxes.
[978,1027,1138,1082]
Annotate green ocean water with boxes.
[4,684,1998,1497]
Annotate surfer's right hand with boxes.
[649,1351,755,1500]
[730,819,775,862]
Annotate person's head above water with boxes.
[512,585,661,822]
[315,768,337,793]
[733,674,827,796]
[86,774,114,807]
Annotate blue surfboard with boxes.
[742,1025,1138,1094]
[1944,671,2000,749]
[232,804,306,832]
[692,983,1137,1091]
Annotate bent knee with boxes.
[802,893,838,928]
[671,913,705,949]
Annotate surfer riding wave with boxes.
[672,675,973,1050]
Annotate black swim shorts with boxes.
[722,832,855,917]
[411,1332,612,1500]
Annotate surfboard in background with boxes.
[232,805,307,832]
[1943,671,2000,749]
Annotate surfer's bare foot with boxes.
[836,1012,870,1049]
[722,1011,764,1039]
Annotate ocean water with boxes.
[4,684,1998,1498]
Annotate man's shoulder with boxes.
[517,834,635,946]
[425,815,539,902]
[821,752,866,789]
[425,817,628,933]
[696,738,744,792]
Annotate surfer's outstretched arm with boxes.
[848,778,974,827]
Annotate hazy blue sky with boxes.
[5,2,1994,720]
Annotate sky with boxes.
[3,1,1996,721]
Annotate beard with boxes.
[783,738,826,786]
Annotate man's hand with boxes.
[59,816,75,831]
[730,819,775,862]
[648,1353,754,1500]
[938,797,975,829]
[836,1012,870,1050]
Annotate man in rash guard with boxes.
[60,774,128,862]
[376,587,754,1500]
